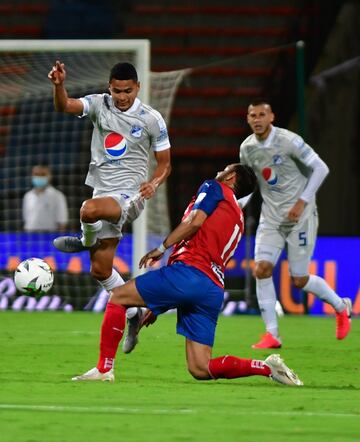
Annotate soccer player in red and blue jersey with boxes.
[72,164,303,386]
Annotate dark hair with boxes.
[32,163,50,170]
[248,97,272,108]
[233,164,257,198]
[109,62,138,82]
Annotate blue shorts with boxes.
[135,262,224,346]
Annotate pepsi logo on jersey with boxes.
[262,167,278,185]
[104,132,127,157]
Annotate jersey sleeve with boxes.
[192,180,224,216]
[78,94,103,120]
[289,134,318,166]
[149,111,171,152]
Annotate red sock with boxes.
[208,355,271,379]
[96,302,126,373]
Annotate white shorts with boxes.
[255,209,319,277]
[91,190,145,239]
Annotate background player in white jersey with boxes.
[48,61,171,302]
[240,99,351,349]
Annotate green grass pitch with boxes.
[0,311,359,442]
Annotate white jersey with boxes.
[79,95,171,195]
[240,126,318,226]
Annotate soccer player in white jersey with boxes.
[47,61,171,309]
[240,99,351,349]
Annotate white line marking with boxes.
[0,404,192,415]
[0,404,359,418]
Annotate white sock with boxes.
[256,277,280,339]
[302,275,345,312]
[126,307,138,319]
[99,269,125,292]
[81,220,103,247]
[126,307,147,319]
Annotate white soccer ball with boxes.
[14,258,54,296]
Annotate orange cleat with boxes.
[252,332,282,349]
[336,298,352,340]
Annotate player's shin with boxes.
[208,356,271,379]
[97,302,126,373]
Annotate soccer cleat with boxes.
[122,307,144,354]
[53,236,100,253]
[252,332,282,349]
[265,354,303,386]
[71,367,114,382]
[336,298,352,340]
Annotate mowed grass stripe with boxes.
[0,404,359,418]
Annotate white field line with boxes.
[0,404,359,418]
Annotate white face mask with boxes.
[32,176,49,188]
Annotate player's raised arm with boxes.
[48,60,83,115]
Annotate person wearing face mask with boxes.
[22,165,69,232]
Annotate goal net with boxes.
[0,40,187,310]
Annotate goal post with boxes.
[0,39,150,277]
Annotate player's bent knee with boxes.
[188,367,210,380]
[254,261,273,279]
[187,362,211,380]
[80,199,100,223]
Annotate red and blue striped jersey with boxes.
[168,179,244,287]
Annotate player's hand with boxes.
[139,248,164,268]
[48,60,66,85]
[287,199,306,222]
[141,309,157,328]
[139,181,157,199]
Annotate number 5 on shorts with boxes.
[299,231,307,246]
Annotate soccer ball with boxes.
[14,258,54,296]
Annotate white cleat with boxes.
[71,367,114,382]
[122,307,144,354]
[265,354,303,386]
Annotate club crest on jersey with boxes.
[104,132,127,157]
[262,167,278,185]
[130,125,143,138]
[272,154,283,165]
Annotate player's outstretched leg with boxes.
[208,354,302,386]
[336,297,352,340]
[264,354,303,386]
[122,307,145,354]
